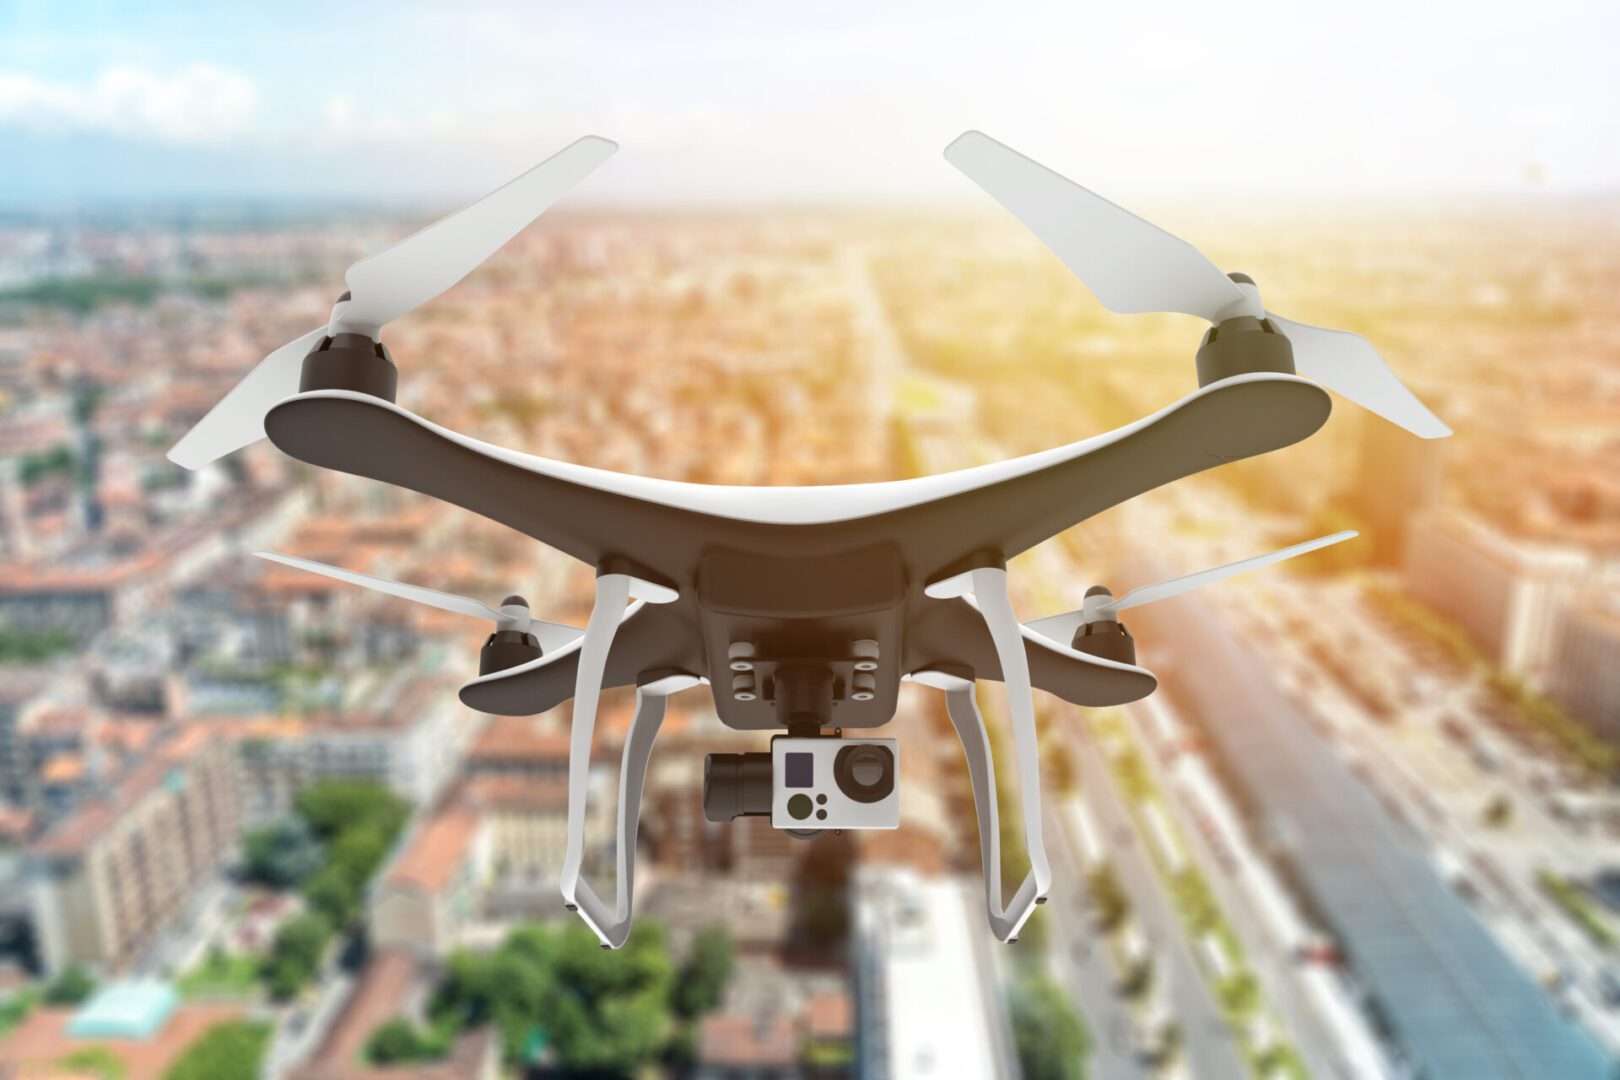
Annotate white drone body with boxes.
[171,130,1444,947]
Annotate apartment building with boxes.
[26,723,240,974]
[1549,598,1620,740]
[371,796,492,958]
[1403,508,1590,678]
[235,673,472,821]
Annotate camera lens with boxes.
[833,744,894,804]
[703,752,773,822]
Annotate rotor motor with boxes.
[1193,273,1297,388]
[477,595,542,675]
[297,293,400,402]
[1070,585,1137,666]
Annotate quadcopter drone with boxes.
[170,131,1447,948]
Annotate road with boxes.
[1125,698,1384,1079]
[1069,733,1248,1080]
[1043,798,1150,1080]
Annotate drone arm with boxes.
[560,572,684,949]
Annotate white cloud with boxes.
[0,64,257,143]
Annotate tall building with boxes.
[26,724,241,974]
[370,797,491,959]
[1402,508,1589,678]
[0,670,48,805]
[1549,597,1620,740]
[852,867,1003,1080]
[1346,411,1443,565]
[234,674,473,819]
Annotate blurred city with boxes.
[0,191,1617,1080]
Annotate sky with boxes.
[0,0,1617,206]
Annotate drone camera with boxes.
[703,751,773,822]
[703,737,899,830]
[772,737,898,830]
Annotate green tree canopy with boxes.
[430,921,676,1073]
[293,780,408,841]
[44,966,95,1006]
[241,816,324,889]
[163,1020,271,1080]
[365,1016,447,1065]
[265,913,331,1001]
[672,927,735,1019]
[1009,975,1091,1080]
[327,824,393,888]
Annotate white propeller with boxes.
[1026,530,1357,643]
[944,130,1450,439]
[255,551,583,651]
[168,136,618,470]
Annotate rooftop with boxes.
[467,716,569,766]
[67,981,178,1041]
[32,723,217,859]
[385,802,480,896]
[698,1012,798,1068]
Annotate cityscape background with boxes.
[1,3,1618,1078]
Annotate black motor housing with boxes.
[479,629,542,676]
[1194,273,1296,389]
[299,332,399,401]
[1071,620,1137,667]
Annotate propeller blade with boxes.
[1026,530,1358,643]
[253,551,585,650]
[167,327,327,469]
[167,138,615,471]
[1109,530,1358,613]
[944,130,1248,322]
[256,551,499,621]
[1269,315,1452,439]
[339,135,617,333]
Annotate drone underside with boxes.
[264,374,1330,723]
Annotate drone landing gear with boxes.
[921,565,1052,943]
[561,571,688,949]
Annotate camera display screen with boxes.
[784,752,814,788]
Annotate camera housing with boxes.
[771,737,898,830]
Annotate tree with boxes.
[264,913,331,1001]
[283,780,409,931]
[293,780,408,841]
[1483,793,1514,829]
[1086,864,1129,932]
[55,1045,124,1080]
[1009,976,1091,1080]
[302,865,359,928]
[366,1017,445,1064]
[163,1020,271,1080]
[673,927,735,1019]
[328,824,392,888]
[430,920,678,1073]
[241,817,324,888]
[44,966,95,1005]
[1218,972,1261,1017]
